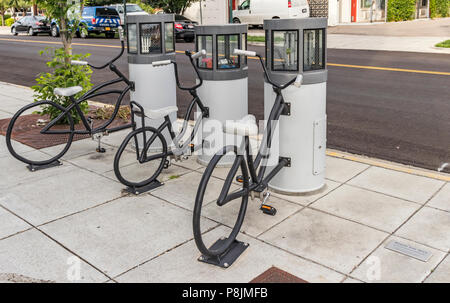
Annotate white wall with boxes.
[184,0,228,25]
[330,0,352,24]
[329,0,338,26]
[341,0,352,23]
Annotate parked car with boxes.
[232,0,309,27]
[51,6,120,38]
[174,14,197,43]
[11,15,51,36]
[108,3,148,25]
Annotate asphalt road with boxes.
[0,34,449,173]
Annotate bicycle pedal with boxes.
[235,175,244,183]
[260,204,277,216]
[189,143,195,153]
[163,159,170,169]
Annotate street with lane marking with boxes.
[0,34,449,173]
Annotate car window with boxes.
[126,4,143,12]
[240,0,250,10]
[82,7,93,16]
[96,7,119,17]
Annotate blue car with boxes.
[51,6,120,38]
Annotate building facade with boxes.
[184,0,231,25]
[328,0,429,25]
[183,0,430,26]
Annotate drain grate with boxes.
[250,266,308,283]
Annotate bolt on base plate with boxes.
[27,160,62,172]
[198,238,249,269]
[125,180,163,195]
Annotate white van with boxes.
[232,0,309,26]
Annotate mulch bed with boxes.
[0,106,130,150]
[250,266,308,283]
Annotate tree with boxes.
[0,0,9,25]
[9,0,31,17]
[32,1,93,124]
[37,0,84,62]
[146,0,198,14]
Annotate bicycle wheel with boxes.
[193,145,250,258]
[114,126,167,188]
[6,101,74,166]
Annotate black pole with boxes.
[123,0,127,26]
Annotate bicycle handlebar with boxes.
[118,26,124,42]
[152,60,172,67]
[85,26,125,70]
[191,49,207,60]
[234,49,256,57]
[294,74,303,88]
[71,60,88,66]
[151,50,206,91]
[252,52,301,90]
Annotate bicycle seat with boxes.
[53,86,83,97]
[144,106,178,120]
[224,115,258,137]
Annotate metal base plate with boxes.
[198,238,249,269]
[125,180,163,195]
[27,160,62,172]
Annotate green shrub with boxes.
[5,17,14,27]
[32,48,93,125]
[429,0,449,17]
[387,0,416,21]
[436,0,449,17]
[435,40,450,48]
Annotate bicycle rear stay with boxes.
[113,50,210,194]
[43,28,134,137]
[192,49,303,268]
[134,51,209,161]
[216,65,299,205]
[6,26,134,170]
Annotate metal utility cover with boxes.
[385,240,432,262]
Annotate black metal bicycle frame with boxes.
[215,55,298,207]
[41,43,134,136]
[128,56,209,164]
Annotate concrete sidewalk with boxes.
[0,26,10,35]
[248,32,450,53]
[327,18,450,37]
[0,81,449,283]
[327,34,450,54]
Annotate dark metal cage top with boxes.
[264,18,328,85]
[127,14,176,64]
[195,24,248,81]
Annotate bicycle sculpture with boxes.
[6,27,133,171]
[192,49,303,268]
[113,49,209,195]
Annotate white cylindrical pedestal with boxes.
[264,81,327,194]
[197,78,248,167]
[129,63,177,149]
